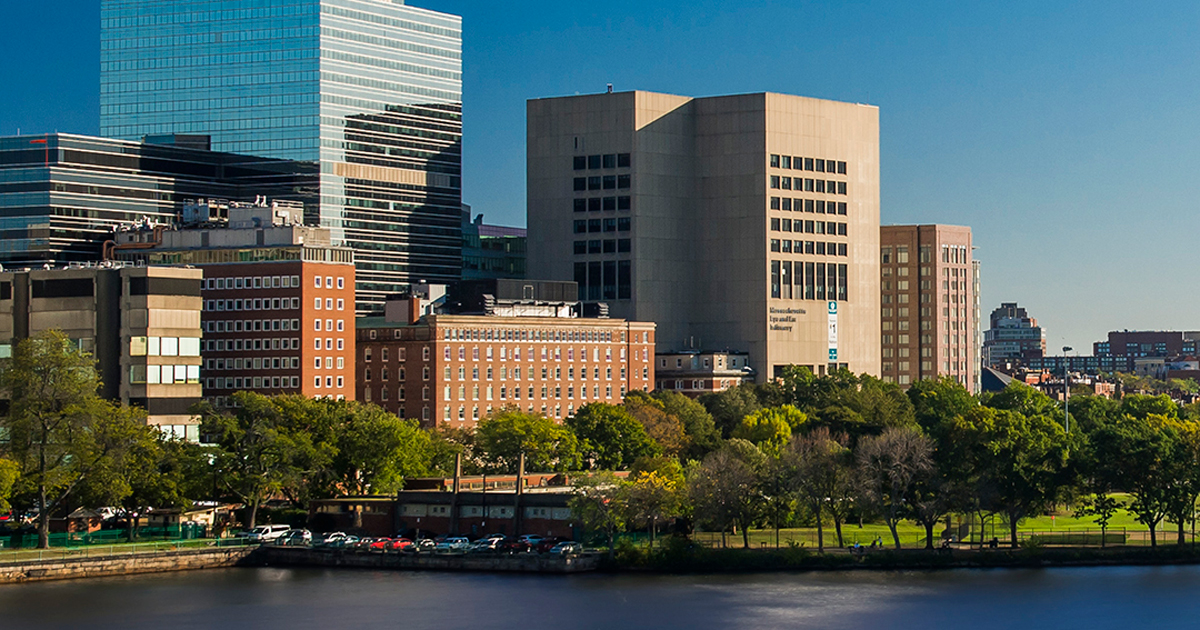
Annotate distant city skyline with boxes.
[5,0,1200,353]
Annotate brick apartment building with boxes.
[114,200,356,405]
[356,280,655,428]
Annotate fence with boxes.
[0,524,208,550]
[687,526,1200,550]
[0,538,253,566]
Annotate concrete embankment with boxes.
[258,546,600,573]
[0,546,258,585]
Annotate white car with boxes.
[435,537,471,553]
[241,524,291,543]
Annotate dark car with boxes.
[535,537,570,553]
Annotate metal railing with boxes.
[0,538,254,566]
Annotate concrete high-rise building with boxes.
[526,91,880,379]
[100,0,464,310]
[879,224,975,390]
[983,302,1046,368]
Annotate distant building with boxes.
[0,265,203,439]
[461,207,526,280]
[983,302,1045,368]
[879,224,976,390]
[655,351,755,397]
[113,200,357,406]
[1094,330,1200,359]
[356,280,655,428]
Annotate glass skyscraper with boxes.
[100,0,463,311]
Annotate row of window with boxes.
[205,319,302,334]
[129,364,200,385]
[574,218,631,234]
[574,175,631,192]
[206,337,305,353]
[769,155,848,174]
[442,380,638,403]
[206,356,301,371]
[770,261,849,301]
[205,297,299,312]
[315,319,346,332]
[438,345,634,363]
[574,260,632,301]
[574,196,631,212]
[770,197,847,215]
[573,239,631,254]
[204,275,347,291]
[129,336,201,357]
[207,375,303,391]
[770,176,847,195]
[435,364,627,383]
[770,240,848,256]
[771,218,847,236]
[314,297,346,311]
[574,154,632,170]
[441,329,629,343]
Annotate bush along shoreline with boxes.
[597,537,1200,573]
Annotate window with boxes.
[573,156,586,170]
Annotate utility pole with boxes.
[1063,346,1072,433]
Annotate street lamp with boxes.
[1063,346,1073,433]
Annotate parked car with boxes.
[406,538,436,553]
[277,529,312,546]
[366,538,394,551]
[435,537,471,553]
[535,537,569,554]
[313,532,349,547]
[468,538,502,553]
[548,541,582,556]
[387,538,413,551]
[240,524,292,543]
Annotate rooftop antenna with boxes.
[606,83,613,94]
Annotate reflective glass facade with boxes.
[0,133,317,266]
[100,0,463,311]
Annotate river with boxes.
[3,565,1199,629]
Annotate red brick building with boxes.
[356,281,655,427]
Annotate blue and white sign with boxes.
[827,301,838,362]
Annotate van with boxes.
[242,524,291,543]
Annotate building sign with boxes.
[828,301,838,362]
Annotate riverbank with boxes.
[600,540,1200,573]
[0,546,257,584]
[258,546,600,573]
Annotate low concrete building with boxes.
[0,264,203,438]
[654,350,755,397]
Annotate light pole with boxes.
[1063,346,1073,433]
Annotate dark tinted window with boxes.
[573,156,586,170]
[587,155,601,169]
[32,278,93,298]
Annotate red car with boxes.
[388,538,413,551]
[367,538,393,551]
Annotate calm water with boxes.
[3,565,1200,629]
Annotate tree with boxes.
[856,426,934,549]
[732,406,806,454]
[652,391,721,460]
[0,458,18,513]
[566,403,659,470]
[1120,394,1178,420]
[624,470,682,548]
[475,408,580,473]
[625,393,687,457]
[1090,413,1180,547]
[783,427,853,552]
[568,472,627,557]
[0,331,153,548]
[688,445,763,548]
[428,425,479,476]
[334,404,432,495]
[1075,494,1119,547]
[201,391,309,529]
[698,385,761,438]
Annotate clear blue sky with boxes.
[4,0,1200,353]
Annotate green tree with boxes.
[625,393,687,457]
[475,408,580,473]
[0,458,18,513]
[783,427,853,552]
[1066,395,1120,434]
[201,391,311,528]
[1089,413,1180,547]
[0,331,154,548]
[1120,394,1178,420]
[698,385,761,438]
[1075,494,1120,547]
[983,382,1059,418]
[651,391,721,460]
[567,403,659,470]
[732,405,806,454]
[428,425,479,476]
[334,403,432,494]
[856,426,934,549]
[688,444,763,549]
[568,471,627,556]
[624,470,682,548]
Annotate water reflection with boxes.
[3,565,1200,630]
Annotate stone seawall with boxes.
[0,547,258,585]
[259,547,599,574]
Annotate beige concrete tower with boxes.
[879,224,975,390]
[527,91,880,379]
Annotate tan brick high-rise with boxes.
[879,224,976,390]
[527,91,880,379]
